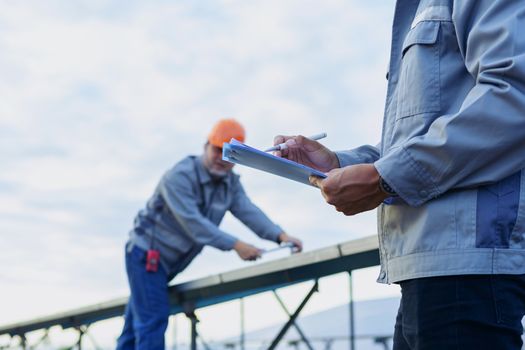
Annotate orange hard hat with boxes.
[208,118,245,147]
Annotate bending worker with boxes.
[117,118,302,350]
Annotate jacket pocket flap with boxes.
[402,21,440,57]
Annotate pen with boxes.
[264,132,327,152]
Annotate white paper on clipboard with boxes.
[222,139,326,186]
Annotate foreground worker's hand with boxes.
[234,241,262,261]
[273,135,340,173]
[278,233,303,253]
[309,164,389,216]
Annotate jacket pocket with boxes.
[476,172,521,248]
[510,171,525,248]
[396,20,441,119]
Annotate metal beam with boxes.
[0,236,379,338]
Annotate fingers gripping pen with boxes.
[264,133,327,152]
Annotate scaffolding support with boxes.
[240,298,245,350]
[272,290,314,350]
[18,335,26,350]
[76,325,90,350]
[267,280,319,350]
[187,312,198,350]
[185,309,211,350]
[348,271,355,350]
[172,315,178,350]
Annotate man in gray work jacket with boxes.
[117,119,302,350]
[274,1,525,349]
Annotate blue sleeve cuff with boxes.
[335,145,380,167]
[266,225,283,243]
[213,233,238,251]
[374,146,441,206]
[336,151,363,167]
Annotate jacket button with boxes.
[419,190,428,198]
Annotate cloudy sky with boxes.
[0,0,398,348]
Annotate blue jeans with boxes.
[394,274,525,350]
[116,244,170,350]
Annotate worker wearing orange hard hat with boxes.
[208,118,246,146]
[203,118,246,177]
[117,118,302,350]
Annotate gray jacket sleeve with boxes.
[375,0,525,206]
[336,144,381,167]
[159,172,238,251]
[229,177,283,243]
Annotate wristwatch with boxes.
[379,177,398,197]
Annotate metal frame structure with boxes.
[0,236,380,349]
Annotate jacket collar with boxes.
[194,155,231,186]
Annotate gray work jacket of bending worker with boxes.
[128,155,283,278]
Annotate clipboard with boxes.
[222,139,326,186]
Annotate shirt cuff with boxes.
[374,146,441,206]
[335,145,380,167]
[213,233,238,251]
[265,225,283,243]
[335,150,365,168]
